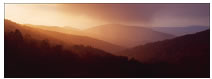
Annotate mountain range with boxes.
[5,19,124,53]
[84,24,175,48]
[151,26,209,36]
[4,19,210,77]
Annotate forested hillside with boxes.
[5,29,148,77]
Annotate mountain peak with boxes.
[84,24,174,48]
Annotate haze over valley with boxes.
[4,4,210,78]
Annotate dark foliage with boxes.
[5,29,151,78]
[5,29,209,78]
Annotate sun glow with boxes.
[5,4,107,29]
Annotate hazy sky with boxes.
[5,4,210,29]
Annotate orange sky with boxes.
[5,4,108,29]
[5,4,210,29]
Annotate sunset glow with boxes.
[4,3,210,78]
[5,4,209,30]
[5,4,107,29]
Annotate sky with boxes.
[5,4,210,29]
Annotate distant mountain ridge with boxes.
[151,26,209,36]
[84,24,175,48]
[21,23,175,49]
[4,19,125,53]
[24,24,85,36]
